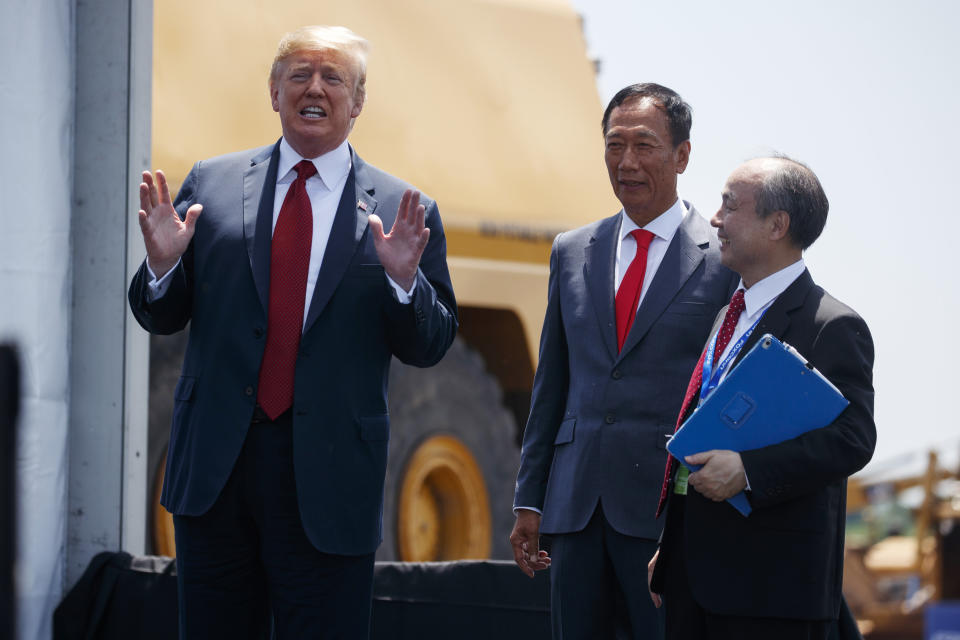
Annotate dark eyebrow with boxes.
[604,128,658,142]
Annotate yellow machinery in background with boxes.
[844,451,960,638]
[147,0,618,562]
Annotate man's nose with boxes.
[710,209,722,228]
[306,73,325,95]
[619,147,640,170]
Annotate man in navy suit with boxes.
[510,83,737,638]
[648,157,875,639]
[129,26,457,639]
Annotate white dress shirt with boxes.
[709,258,806,491]
[615,198,686,307]
[715,259,807,379]
[146,137,413,324]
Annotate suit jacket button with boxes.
[605,414,616,424]
[253,327,263,338]
[611,370,622,380]
[244,385,254,396]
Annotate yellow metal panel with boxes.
[152,0,618,233]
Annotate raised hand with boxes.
[368,189,430,292]
[138,170,202,278]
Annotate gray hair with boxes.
[755,155,829,250]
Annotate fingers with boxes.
[156,169,172,205]
[511,539,534,578]
[417,227,430,253]
[509,527,533,577]
[394,190,424,231]
[139,182,152,214]
[398,189,419,225]
[510,511,547,578]
[183,204,203,232]
[648,549,662,608]
[527,549,551,571]
[140,170,164,213]
[397,190,411,224]
[368,214,385,240]
[685,450,714,466]
[415,202,425,231]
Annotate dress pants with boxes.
[173,409,376,640]
[657,495,830,640]
[549,503,664,639]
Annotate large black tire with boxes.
[380,337,521,561]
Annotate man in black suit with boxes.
[129,26,457,639]
[648,156,875,639]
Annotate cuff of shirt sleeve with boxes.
[145,257,181,302]
[513,506,543,515]
[386,273,416,304]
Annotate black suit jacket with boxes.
[129,141,458,556]
[669,269,875,620]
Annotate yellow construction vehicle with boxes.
[146,0,618,561]
[844,449,960,638]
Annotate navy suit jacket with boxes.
[677,269,875,620]
[514,205,737,539]
[129,141,457,556]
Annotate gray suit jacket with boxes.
[514,205,737,539]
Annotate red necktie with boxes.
[615,229,655,352]
[257,160,316,419]
[655,288,746,516]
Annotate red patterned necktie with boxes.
[257,160,316,419]
[615,229,655,352]
[655,288,746,516]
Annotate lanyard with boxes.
[699,312,765,401]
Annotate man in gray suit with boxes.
[510,83,737,639]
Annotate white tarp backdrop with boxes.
[0,1,74,638]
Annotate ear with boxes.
[674,140,691,174]
[768,210,791,241]
[270,82,280,113]
[351,92,364,119]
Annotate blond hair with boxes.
[269,26,370,102]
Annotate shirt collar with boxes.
[277,137,352,190]
[738,259,807,319]
[619,198,686,243]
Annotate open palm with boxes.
[368,189,430,292]
[138,169,202,278]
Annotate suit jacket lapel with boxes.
[303,147,377,333]
[244,141,281,315]
[617,206,710,362]
[583,214,621,361]
[733,268,814,368]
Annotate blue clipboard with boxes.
[666,333,849,516]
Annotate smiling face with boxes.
[603,97,690,226]
[711,161,785,287]
[270,47,364,159]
